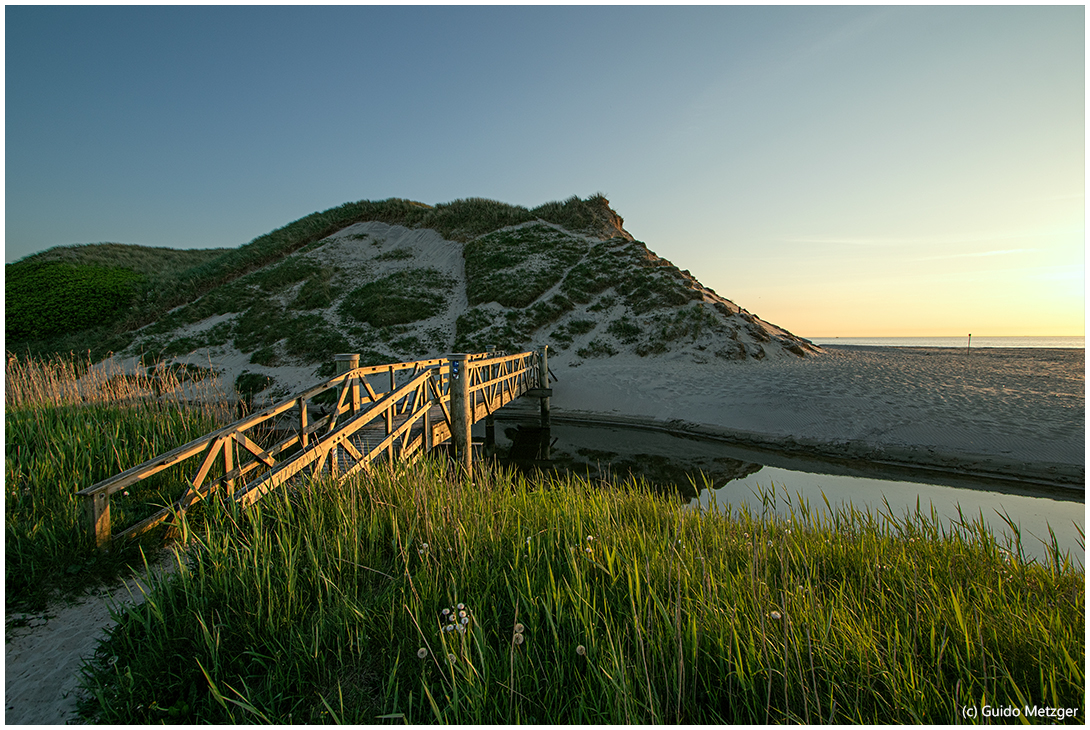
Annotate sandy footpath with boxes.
[546,345,1085,487]
[5,553,176,725]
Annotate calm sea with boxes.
[808,336,1084,349]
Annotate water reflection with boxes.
[692,466,1083,566]
[486,417,1084,566]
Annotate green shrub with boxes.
[569,319,597,335]
[283,315,352,361]
[576,339,618,358]
[290,268,339,311]
[233,300,286,353]
[234,371,273,398]
[243,257,321,293]
[606,316,641,344]
[464,224,587,307]
[249,346,279,367]
[5,261,145,341]
[374,247,415,262]
[338,268,452,327]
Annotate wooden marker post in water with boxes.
[538,345,551,459]
[967,334,971,354]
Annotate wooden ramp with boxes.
[77,349,550,548]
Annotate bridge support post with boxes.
[85,492,111,550]
[449,353,473,476]
[335,353,361,413]
[537,345,551,459]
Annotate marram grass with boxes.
[79,459,1083,724]
[5,353,235,608]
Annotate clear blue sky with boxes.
[5,5,1084,336]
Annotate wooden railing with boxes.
[77,349,548,548]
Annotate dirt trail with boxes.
[5,553,176,724]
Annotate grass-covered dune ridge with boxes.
[79,460,1083,724]
[5,195,625,356]
[6,194,819,403]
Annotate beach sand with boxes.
[543,345,1085,488]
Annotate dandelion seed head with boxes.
[442,608,450,615]
[514,633,524,645]
[461,617,469,625]
[514,623,524,634]
[576,645,586,656]
[417,648,428,659]
[457,603,465,610]
[448,654,457,663]
[770,610,782,620]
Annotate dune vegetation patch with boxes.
[464,223,588,308]
[6,261,145,341]
[338,268,453,328]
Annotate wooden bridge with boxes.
[77,348,552,548]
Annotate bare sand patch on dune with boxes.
[548,346,1084,487]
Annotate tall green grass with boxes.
[79,460,1083,723]
[4,353,236,609]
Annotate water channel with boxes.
[482,416,1084,567]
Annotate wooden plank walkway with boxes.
[77,349,550,548]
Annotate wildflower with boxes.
[417,648,428,659]
[586,547,593,554]
[586,535,595,541]
[442,608,450,616]
[576,645,587,656]
[123,490,130,497]
[461,617,469,625]
[514,623,524,634]
[448,654,457,664]
[513,633,524,645]
[770,610,782,620]
[457,603,465,610]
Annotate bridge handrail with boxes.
[74,352,526,500]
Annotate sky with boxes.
[5,5,1084,337]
